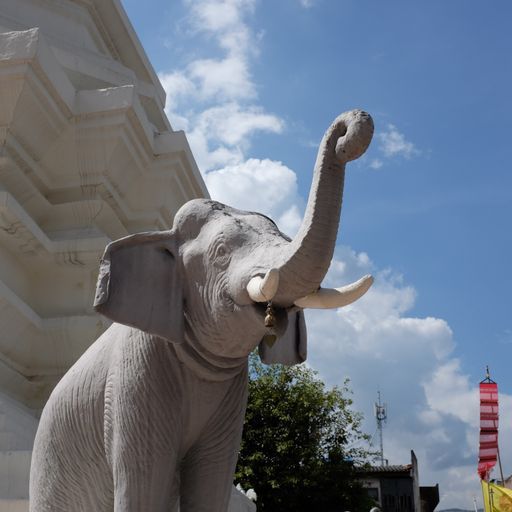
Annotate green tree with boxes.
[235,354,374,512]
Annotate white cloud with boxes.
[196,103,283,147]
[186,0,256,39]
[174,103,284,172]
[378,123,419,159]
[423,360,478,426]
[369,158,383,169]
[188,56,255,101]
[276,204,303,237]
[205,158,303,236]
[298,0,316,7]
[159,71,196,107]
[160,0,285,178]
[364,123,420,170]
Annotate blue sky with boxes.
[122,0,512,507]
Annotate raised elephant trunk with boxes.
[271,109,374,307]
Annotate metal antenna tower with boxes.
[374,391,387,466]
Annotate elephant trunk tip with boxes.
[334,109,374,164]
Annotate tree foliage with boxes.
[235,354,374,512]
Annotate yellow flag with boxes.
[482,480,512,512]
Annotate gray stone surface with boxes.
[30,110,374,511]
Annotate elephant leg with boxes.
[112,457,179,512]
[180,370,248,512]
[179,435,241,512]
[106,332,185,511]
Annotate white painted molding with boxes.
[0,0,207,410]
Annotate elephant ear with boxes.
[258,309,307,365]
[93,231,183,344]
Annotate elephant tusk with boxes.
[247,268,280,303]
[294,274,374,309]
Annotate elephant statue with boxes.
[29,109,374,512]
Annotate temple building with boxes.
[0,0,209,509]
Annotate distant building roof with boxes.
[358,464,413,475]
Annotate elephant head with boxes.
[93,110,374,378]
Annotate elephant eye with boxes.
[213,242,230,267]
